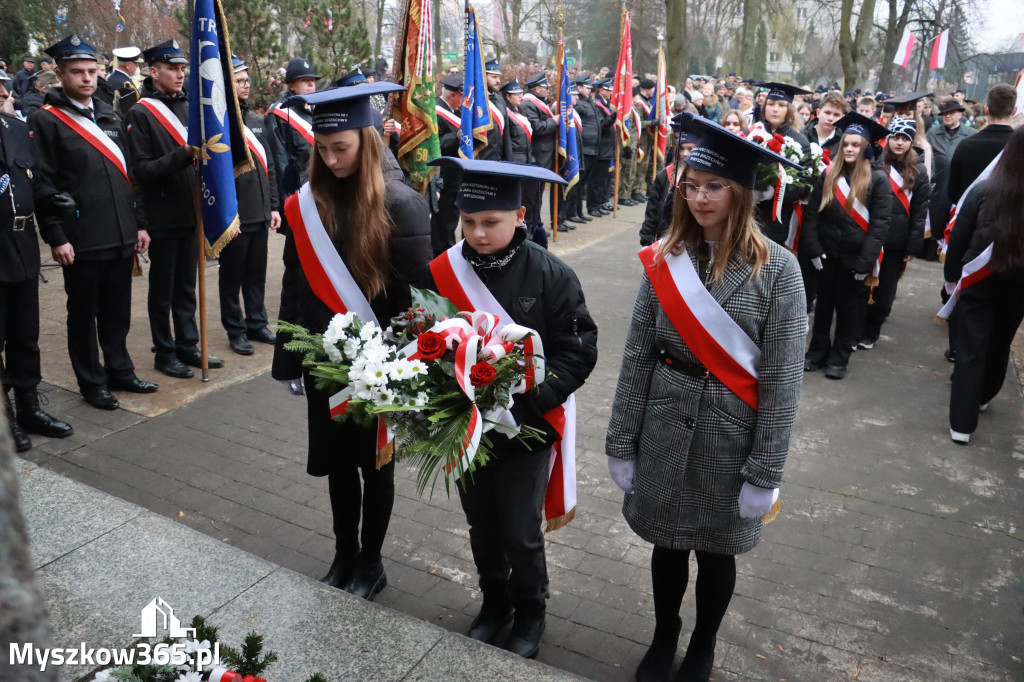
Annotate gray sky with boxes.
[977,0,1024,51]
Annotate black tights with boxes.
[327,460,395,562]
[651,546,736,650]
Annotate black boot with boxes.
[636,615,682,682]
[674,638,715,682]
[506,604,545,659]
[5,392,32,453]
[320,550,357,589]
[342,556,387,601]
[15,389,73,439]
[467,592,513,644]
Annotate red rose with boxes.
[751,135,765,145]
[416,331,446,360]
[469,361,497,386]
[822,149,833,165]
[767,138,783,153]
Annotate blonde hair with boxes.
[820,133,872,211]
[308,127,393,300]
[658,167,769,282]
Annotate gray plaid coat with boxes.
[606,240,807,554]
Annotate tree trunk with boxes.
[839,0,877,89]
[876,0,915,93]
[738,0,756,76]
[666,0,687,87]
[433,0,443,75]
[374,0,387,59]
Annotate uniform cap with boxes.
[111,46,142,61]
[485,59,502,74]
[427,157,566,213]
[441,73,464,92]
[835,111,890,144]
[286,83,406,134]
[284,57,321,83]
[44,34,98,62]
[525,73,550,89]
[231,55,248,73]
[574,74,592,87]
[336,67,367,87]
[143,40,187,64]
[500,79,524,95]
[0,70,10,83]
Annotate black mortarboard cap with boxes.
[441,73,464,91]
[336,67,367,87]
[834,112,890,144]
[671,112,801,189]
[500,79,524,95]
[525,73,550,89]
[485,59,501,74]
[284,57,321,83]
[754,81,812,103]
[45,34,97,62]
[286,83,406,135]
[143,40,187,64]
[427,157,567,212]
[887,91,932,108]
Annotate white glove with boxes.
[278,379,304,396]
[944,280,957,295]
[811,256,824,270]
[853,272,868,281]
[607,458,635,494]
[738,482,779,519]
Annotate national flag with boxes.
[930,29,950,70]
[653,45,670,162]
[1013,68,1024,117]
[556,40,580,196]
[459,6,492,158]
[894,26,915,68]
[392,0,441,193]
[610,8,634,145]
[188,0,252,256]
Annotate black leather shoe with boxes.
[944,348,957,363]
[506,608,545,659]
[229,335,255,356]
[674,642,714,682]
[467,598,513,645]
[637,616,682,682]
[557,223,570,233]
[566,215,586,224]
[6,399,32,453]
[342,560,387,601]
[588,209,604,218]
[598,206,612,215]
[320,551,357,589]
[155,356,195,379]
[108,376,159,393]
[632,192,648,202]
[15,390,74,438]
[803,358,822,372]
[601,202,614,211]
[177,348,225,369]
[249,327,277,344]
[620,198,637,207]
[82,386,119,411]
[824,365,847,380]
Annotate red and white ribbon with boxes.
[487,100,505,135]
[937,243,994,320]
[136,97,187,146]
[785,200,804,253]
[639,243,761,410]
[940,151,1002,258]
[523,93,556,119]
[41,105,129,182]
[508,109,533,142]
[889,166,911,215]
[271,105,314,146]
[435,103,461,129]
[243,125,268,177]
[834,175,870,232]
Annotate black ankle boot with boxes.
[320,550,357,588]
[342,557,387,601]
[506,605,545,659]
[636,615,682,682]
[467,594,513,644]
[674,638,715,682]
[15,389,73,439]
[5,393,31,453]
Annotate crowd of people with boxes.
[1,32,1022,682]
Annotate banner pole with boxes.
[613,6,625,218]
[193,168,209,382]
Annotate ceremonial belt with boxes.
[523,94,556,119]
[487,100,505,135]
[271,106,314,146]
[136,98,187,146]
[243,126,268,177]
[889,165,911,215]
[41,105,130,182]
[431,241,578,531]
[507,109,532,142]
[435,104,461,128]
[834,176,870,232]
[639,242,761,410]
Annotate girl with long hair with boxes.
[859,118,931,348]
[719,109,746,136]
[802,112,891,379]
[607,114,807,682]
[272,84,432,600]
[945,126,1024,444]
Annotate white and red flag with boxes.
[894,26,916,68]
[930,29,950,70]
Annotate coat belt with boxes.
[3,215,32,232]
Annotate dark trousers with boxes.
[62,257,135,390]
[862,249,905,343]
[0,278,42,391]
[430,191,459,257]
[949,277,1024,434]
[524,181,543,232]
[218,227,269,340]
[148,235,199,359]
[798,251,818,313]
[806,257,870,369]
[587,158,611,209]
[458,445,551,612]
[328,459,395,561]
[580,154,597,213]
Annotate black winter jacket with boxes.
[507,105,533,164]
[755,121,811,245]
[575,95,601,157]
[29,89,144,256]
[594,97,617,160]
[882,160,930,255]
[236,105,280,229]
[801,169,891,274]
[125,81,200,238]
[476,92,512,161]
[521,94,558,170]
[639,164,674,247]
[264,99,313,201]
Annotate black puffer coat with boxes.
[801,169,891,274]
[882,159,930,255]
[639,164,673,247]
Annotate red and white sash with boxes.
[507,109,533,142]
[487,100,505,135]
[572,108,583,131]
[243,126,268,177]
[888,166,911,215]
[940,151,1002,259]
[430,241,578,531]
[41,105,129,182]
[523,93,555,119]
[271,105,314,146]
[639,243,761,410]
[435,103,461,129]
[834,176,870,232]
[136,97,187,146]
[634,95,652,117]
[785,200,805,253]
[937,243,994,320]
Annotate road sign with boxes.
[567,57,576,66]
[443,52,459,60]
[963,70,975,84]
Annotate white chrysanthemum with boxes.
[342,337,361,359]
[376,387,398,405]
[388,359,414,382]
[352,378,374,400]
[362,362,389,386]
[407,359,428,377]
[359,323,381,341]
[338,311,356,327]
[809,142,823,158]
[415,391,429,407]
[176,673,202,682]
[363,343,390,364]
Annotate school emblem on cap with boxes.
[70,35,81,46]
[304,61,310,68]
[172,40,180,49]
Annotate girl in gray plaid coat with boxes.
[606,114,807,682]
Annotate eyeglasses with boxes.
[235,78,250,86]
[681,182,731,201]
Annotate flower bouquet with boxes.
[278,287,547,494]
[747,124,822,192]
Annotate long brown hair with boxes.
[658,167,769,282]
[884,139,918,188]
[988,126,1024,272]
[308,126,393,299]
[820,133,872,211]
